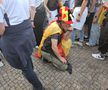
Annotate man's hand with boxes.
[87,12,91,17]
[31,21,35,28]
[78,0,88,22]
[103,2,108,8]
[51,38,67,64]
[92,16,97,24]
[76,14,81,22]
[60,57,67,64]
[0,23,5,36]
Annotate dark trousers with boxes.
[98,22,108,54]
[34,3,48,46]
[1,19,43,90]
[85,13,95,38]
[22,56,43,90]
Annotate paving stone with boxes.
[0,46,108,90]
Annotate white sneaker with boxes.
[92,53,105,60]
[73,41,78,44]
[77,41,83,47]
[105,52,108,57]
[86,42,91,46]
[0,61,4,67]
[86,42,94,47]
[35,46,39,49]
[84,35,88,38]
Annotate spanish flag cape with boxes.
[37,21,63,58]
[37,21,72,58]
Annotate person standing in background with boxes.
[84,0,97,39]
[45,0,63,23]
[86,1,103,46]
[92,2,108,60]
[71,0,89,46]
[31,0,48,47]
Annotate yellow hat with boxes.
[58,6,73,25]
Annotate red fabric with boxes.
[57,35,66,58]
[63,14,66,19]
[33,52,41,59]
[59,8,62,14]
[33,47,66,59]
[58,43,66,58]
[65,6,68,11]
[65,20,73,24]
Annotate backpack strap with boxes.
[4,13,10,26]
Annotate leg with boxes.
[21,57,43,90]
[98,22,108,54]
[98,42,108,54]
[42,51,68,71]
[87,13,95,38]
[79,30,84,42]
[71,29,77,43]
[33,26,43,46]
[92,22,108,60]
[34,4,47,46]
[89,24,98,46]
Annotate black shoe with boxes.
[66,63,72,74]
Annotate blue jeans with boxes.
[89,23,100,46]
[71,28,84,42]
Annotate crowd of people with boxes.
[0,0,108,90]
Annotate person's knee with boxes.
[60,64,68,71]
[53,63,67,71]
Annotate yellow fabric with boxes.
[61,38,72,57]
[38,22,62,57]
[98,7,107,25]
[61,6,68,21]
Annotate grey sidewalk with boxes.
[0,46,108,90]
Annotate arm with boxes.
[0,0,3,4]
[29,0,36,20]
[103,2,108,8]
[93,5,103,23]
[80,0,88,15]
[44,0,51,14]
[77,0,88,21]
[29,0,36,27]
[0,23,5,36]
[0,3,5,36]
[51,39,67,64]
[58,0,63,7]
[89,0,97,13]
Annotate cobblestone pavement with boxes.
[0,45,108,90]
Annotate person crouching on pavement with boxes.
[37,6,73,74]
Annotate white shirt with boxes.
[62,0,67,4]
[0,0,34,26]
[69,0,75,10]
[0,5,4,23]
[72,7,88,30]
